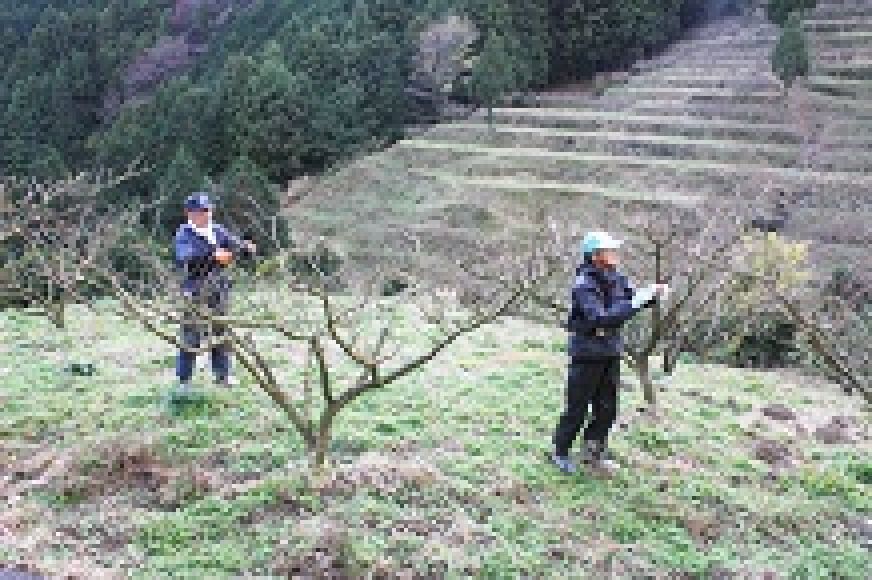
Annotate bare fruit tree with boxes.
[0,169,142,328]
[527,196,752,407]
[619,198,753,404]
[19,171,556,468]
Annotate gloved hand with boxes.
[214,248,234,266]
[631,286,657,309]
[653,283,670,301]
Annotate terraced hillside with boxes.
[295,3,872,274]
[806,1,872,181]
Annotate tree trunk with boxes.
[635,356,656,407]
[312,438,328,471]
[49,294,65,330]
[662,346,677,375]
[311,404,339,469]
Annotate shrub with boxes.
[684,234,810,369]
[106,226,170,294]
[823,267,871,310]
[684,310,800,369]
[732,314,799,368]
[381,278,409,297]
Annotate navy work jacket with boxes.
[566,262,650,360]
[174,223,246,295]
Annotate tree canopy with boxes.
[2,0,703,231]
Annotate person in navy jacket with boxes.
[174,192,255,389]
[551,231,668,475]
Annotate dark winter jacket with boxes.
[174,222,248,296]
[566,262,653,360]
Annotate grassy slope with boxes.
[0,304,869,578]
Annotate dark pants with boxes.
[176,289,230,382]
[553,357,620,457]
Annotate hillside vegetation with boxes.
[0,0,706,235]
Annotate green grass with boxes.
[422,124,799,154]
[393,139,872,184]
[1,305,869,578]
[486,109,792,131]
[611,87,782,102]
[406,169,703,204]
[480,110,800,142]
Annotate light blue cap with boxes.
[581,231,623,256]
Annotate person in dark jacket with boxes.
[174,192,255,390]
[551,231,667,475]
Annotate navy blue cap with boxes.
[184,192,213,211]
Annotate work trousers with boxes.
[553,357,620,457]
[176,289,230,382]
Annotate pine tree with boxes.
[503,0,549,91]
[467,31,515,127]
[218,42,307,182]
[766,0,817,26]
[156,144,207,235]
[771,12,810,93]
